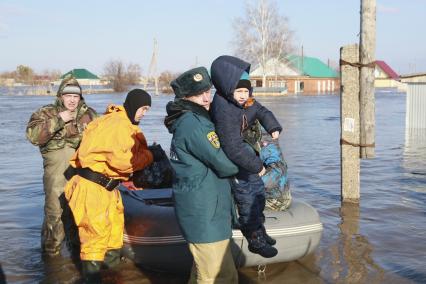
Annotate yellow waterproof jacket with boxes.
[65,105,153,261]
[70,104,153,179]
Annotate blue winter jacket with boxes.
[210,55,282,174]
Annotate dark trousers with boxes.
[231,173,265,235]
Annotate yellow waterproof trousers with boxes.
[64,175,124,261]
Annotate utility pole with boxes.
[359,0,376,158]
[340,0,376,202]
[340,44,360,202]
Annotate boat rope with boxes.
[340,59,376,69]
[340,138,375,148]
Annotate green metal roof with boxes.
[61,69,99,80]
[286,55,338,78]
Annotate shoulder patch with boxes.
[207,131,220,148]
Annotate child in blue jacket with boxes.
[210,55,282,258]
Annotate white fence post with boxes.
[406,83,426,129]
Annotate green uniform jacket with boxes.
[167,109,238,243]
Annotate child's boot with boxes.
[247,229,278,258]
[262,225,276,246]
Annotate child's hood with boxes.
[211,55,251,102]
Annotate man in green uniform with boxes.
[26,75,97,256]
[164,67,239,283]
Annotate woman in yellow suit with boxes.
[64,89,153,282]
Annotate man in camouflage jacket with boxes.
[26,75,97,256]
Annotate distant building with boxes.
[374,60,401,88]
[373,61,426,91]
[250,55,340,94]
[60,69,101,86]
[0,78,15,87]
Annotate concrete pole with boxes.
[340,45,360,202]
[359,0,376,158]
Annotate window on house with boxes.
[300,82,304,92]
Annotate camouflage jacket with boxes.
[26,76,97,153]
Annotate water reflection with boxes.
[41,254,80,284]
[329,203,385,283]
[237,254,322,284]
[40,252,189,283]
[404,129,426,181]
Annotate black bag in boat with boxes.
[132,144,174,189]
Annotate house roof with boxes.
[250,58,300,77]
[375,61,399,80]
[285,55,339,78]
[61,69,99,80]
[250,55,338,78]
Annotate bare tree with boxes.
[232,0,294,86]
[126,63,142,86]
[0,67,62,88]
[104,60,126,92]
[16,65,34,83]
[0,70,17,79]
[103,60,142,92]
[158,71,180,94]
[42,69,62,81]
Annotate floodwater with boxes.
[0,91,425,283]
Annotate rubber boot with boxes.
[81,260,102,284]
[103,249,121,269]
[41,218,63,257]
[41,246,60,258]
[262,225,276,246]
[247,230,278,258]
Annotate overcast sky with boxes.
[1,0,425,75]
